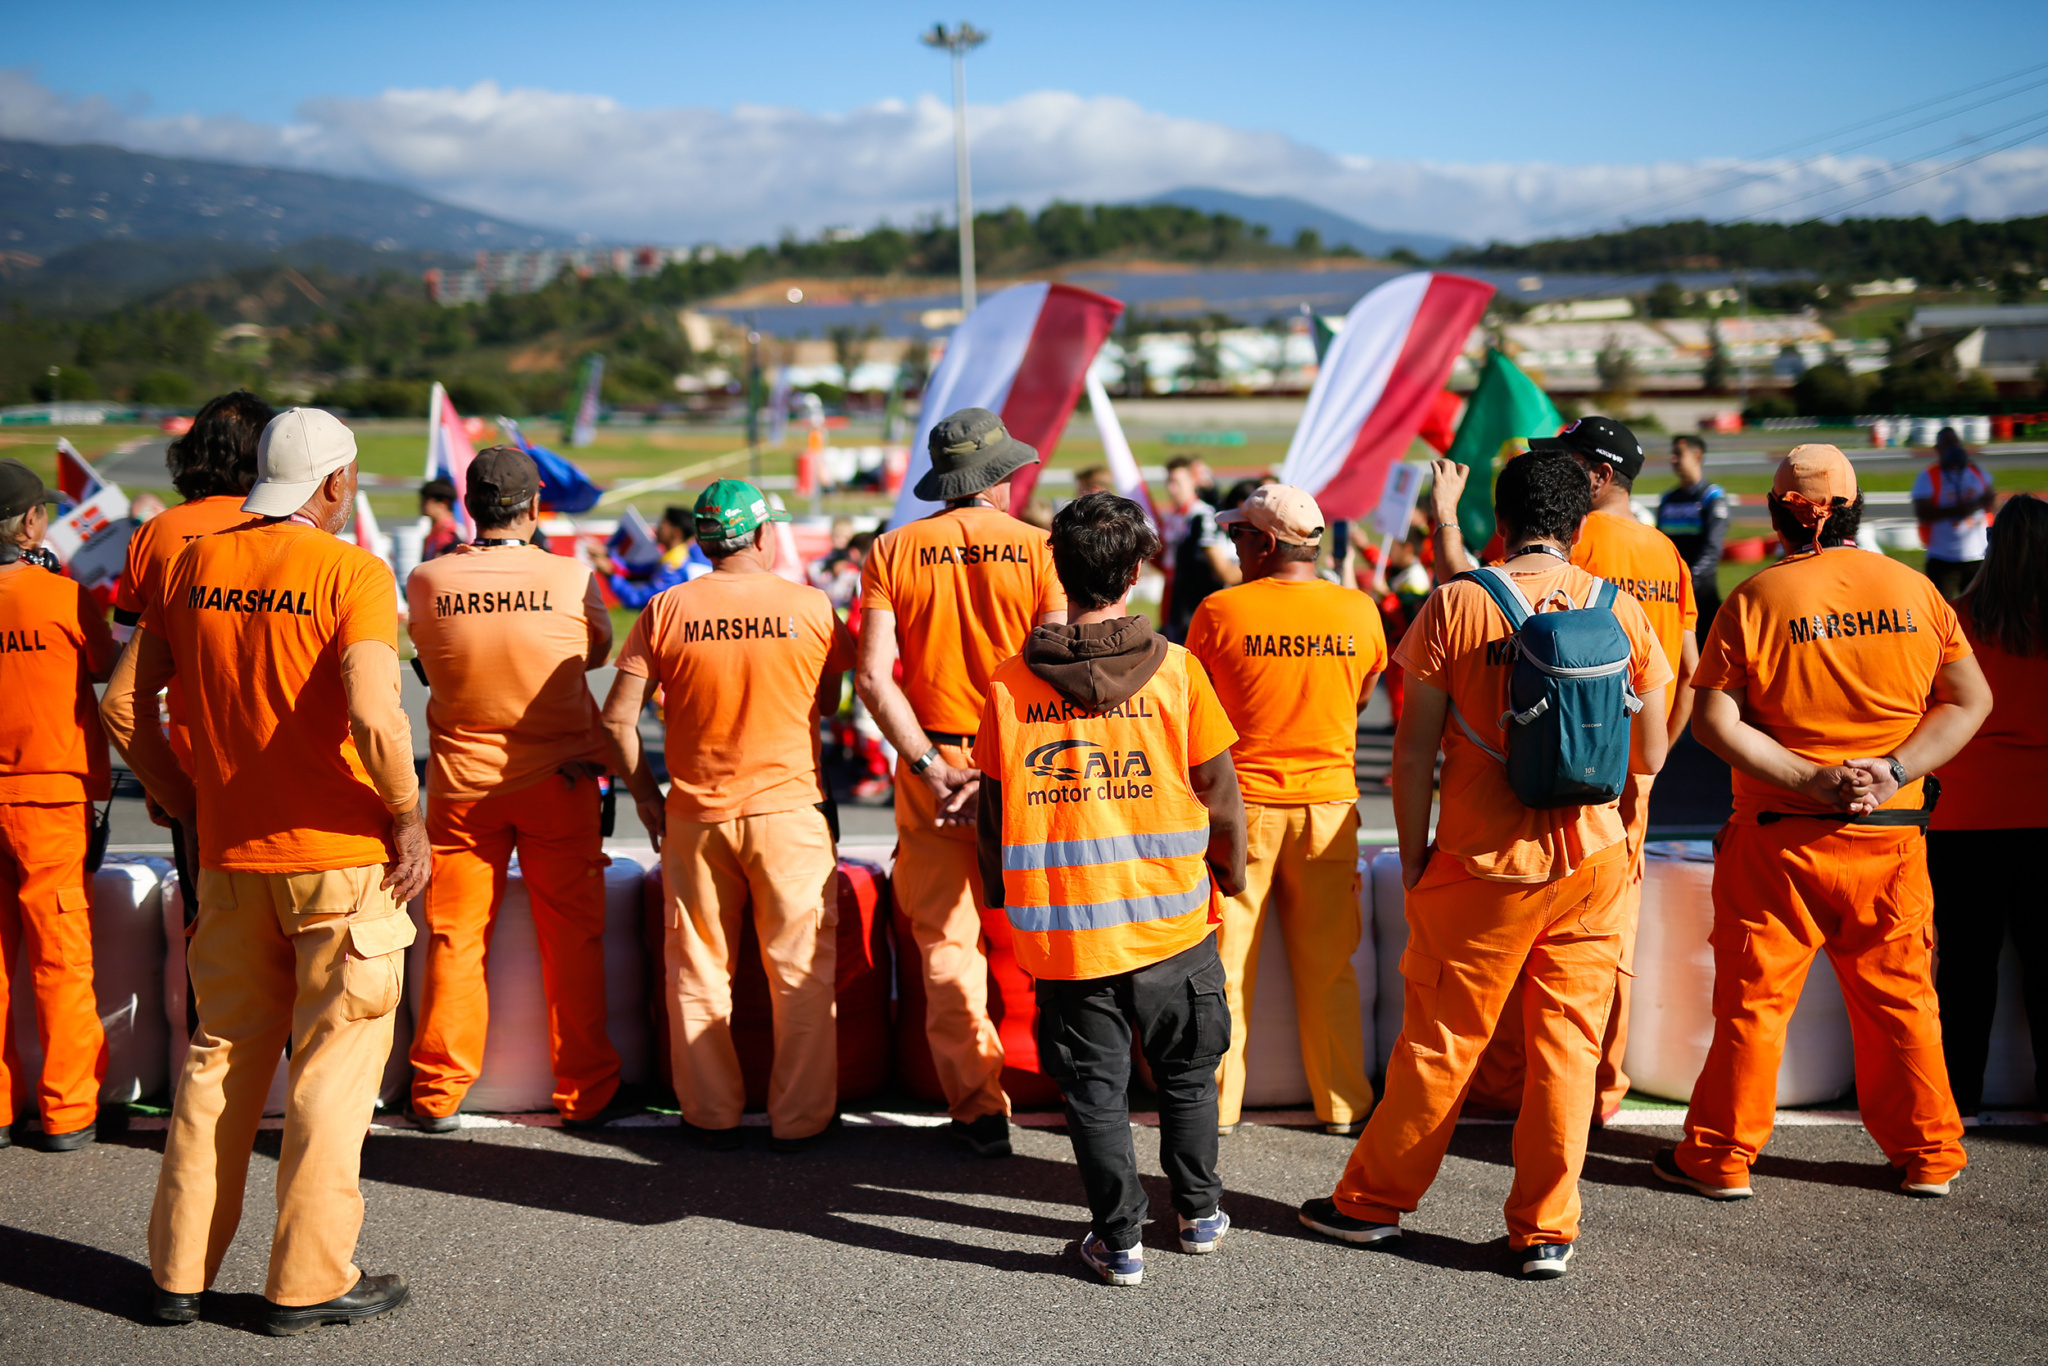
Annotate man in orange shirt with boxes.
[1449,418,1699,1120]
[405,446,624,1132]
[975,491,1246,1285]
[1299,451,1670,1280]
[102,407,426,1334]
[112,390,271,888]
[855,408,1066,1158]
[1185,484,1386,1137]
[605,479,856,1152]
[0,458,117,1151]
[1655,445,1990,1202]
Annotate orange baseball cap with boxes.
[1218,483,1325,546]
[1771,443,1857,528]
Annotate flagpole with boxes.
[922,23,988,314]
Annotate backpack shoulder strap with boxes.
[1585,578,1618,612]
[1455,567,1531,629]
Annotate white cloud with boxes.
[3,68,2045,245]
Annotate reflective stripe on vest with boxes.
[1004,873,1214,934]
[1000,826,1210,871]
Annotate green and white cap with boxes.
[694,478,791,541]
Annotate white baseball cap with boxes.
[243,408,357,517]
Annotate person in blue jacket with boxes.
[1656,436,1729,643]
[596,506,712,608]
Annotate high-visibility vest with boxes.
[983,646,1219,981]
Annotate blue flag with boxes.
[498,418,604,513]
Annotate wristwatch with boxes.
[910,746,942,775]
[1883,755,1908,788]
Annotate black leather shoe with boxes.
[0,1122,11,1149]
[154,1288,203,1324]
[949,1113,1012,1158]
[41,1121,96,1152]
[408,1110,460,1135]
[560,1091,643,1131]
[683,1121,743,1152]
[262,1273,409,1337]
[769,1115,840,1154]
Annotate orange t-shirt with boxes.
[614,569,856,824]
[0,561,116,803]
[115,494,260,767]
[1571,508,1697,718]
[144,522,402,872]
[405,543,609,802]
[859,506,1065,735]
[1184,576,1389,804]
[1694,547,1969,824]
[1934,627,2048,831]
[1396,561,1673,883]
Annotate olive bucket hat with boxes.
[914,407,1040,503]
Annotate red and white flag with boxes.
[892,282,1123,525]
[424,382,478,539]
[54,438,105,508]
[1278,272,1494,519]
[1085,370,1156,529]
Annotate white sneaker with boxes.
[1178,1209,1230,1254]
[1902,1176,1953,1198]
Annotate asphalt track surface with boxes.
[3,1112,2044,1365]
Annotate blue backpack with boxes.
[1448,567,1643,810]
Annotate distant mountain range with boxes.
[0,138,573,260]
[1141,187,1462,259]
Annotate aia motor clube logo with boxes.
[1023,740,1156,806]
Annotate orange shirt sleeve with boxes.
[858,540,895,614]
[1693,595,1750,692]
[612,603,659,679]
[1930,595,1970,666]
[973,692,1001,775]
[1390,587,1453,688]
[1035,547,1068,616]
[75,579,117,676]
[825,610,857,674]
[1182,599,1221,676]
[335,555,399,652]
[1182,652,1239,766]
[1615,592,1676,698]
[1679,559,1699,634]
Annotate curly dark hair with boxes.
[1767,493,1864,551]
[1050,492,1162,611]
[1494,450,1591,545]
[166,391,276,500]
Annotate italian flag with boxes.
[1442,348,1564,548]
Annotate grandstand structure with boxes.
[425,245,715,304]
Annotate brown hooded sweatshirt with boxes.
[977,615,1247,909]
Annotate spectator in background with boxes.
[596,505,712,609]
[1018,496,1055,532]
[1914,427,1995,600]
[421,478,461,561]
[809,530,873,610]
[130,492,167,523]
[1073,466,1113,496]
[1930,493,2048,1117]
[1162,456,1240,642]
[1657,435,1729,643]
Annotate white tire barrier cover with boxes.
[1983,931,2039,1108]
[1625,842,1855,1106]
[1236,855,1378,1108]
[404,853,649,1114]
[9,858,168,1105]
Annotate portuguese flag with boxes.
[1442,348,1563,547]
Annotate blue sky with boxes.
[17,0,2048,165]
[6,1,2047,242]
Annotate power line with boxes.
[1723,105,2048,222]
[1742,111,2048,224]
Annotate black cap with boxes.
[465,445,540,519]
[0,458,59,520]
[1529,416,1644,481]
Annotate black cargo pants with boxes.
[1034,932,1230,1250]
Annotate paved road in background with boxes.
[2,1116,2042,1363]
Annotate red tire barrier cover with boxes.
[891,902,1065,1110]
[642,859,894,1108]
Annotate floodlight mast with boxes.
[922,22,988,313]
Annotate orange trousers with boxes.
[1334,843,1627,1249]
[152,864,411,1306]
[1675,821,1966,1188]
[1468,774,1652,1118]
[662,806,838,1140]
[893,744,1007,1122]
[410,774,620,1122]
[0,801,103,1135]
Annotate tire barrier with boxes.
[403,854,650,1115]
[642,858,897,1108]
[1235,855,1379,1109]
[1624,843,1854,1106]
[8,857,169,1106]
[891,903,1065,1110]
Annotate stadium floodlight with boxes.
[921,22,989,314]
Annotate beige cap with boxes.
[243,408,357,517]
[1217,483,1325,547]
[1771,443,1858,529]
